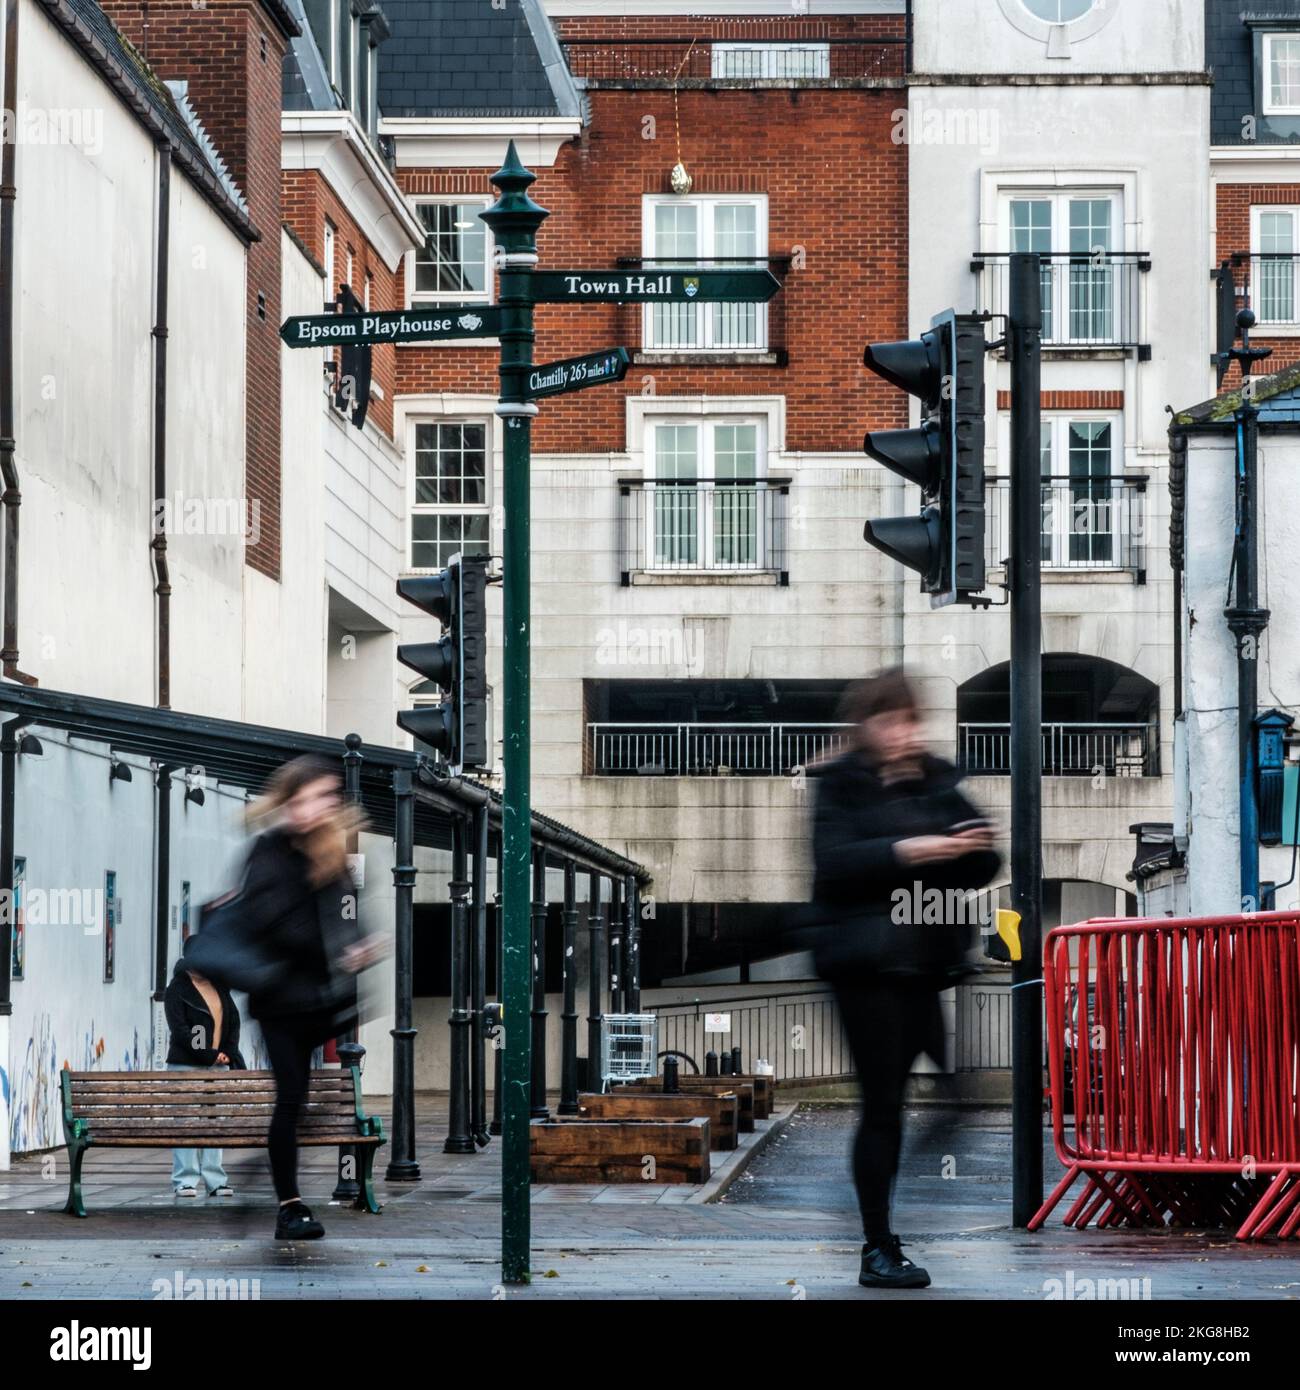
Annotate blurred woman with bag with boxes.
[808,669,1000,1290]
[231,755,388,1241]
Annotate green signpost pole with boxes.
[481,142,547,1286]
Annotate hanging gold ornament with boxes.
[670,40,697,196]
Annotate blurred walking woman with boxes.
[809,670,999,1289]
[241,756,387,1241]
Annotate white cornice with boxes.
[380,118,582,170]
[1211,144,1300,186]
[545,1,902,13]
[281,111,426,270]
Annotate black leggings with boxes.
[261,1012,337,1203]
[833,977,942,1244]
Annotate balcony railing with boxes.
[972,252,1149,353]
[1230,252,1300,329]
[560,37,907,86]
[959,722,1159,777]
[612,257,789,359]
[589,722,850,776]
[984,475,1147,581]
[618,477,790,585]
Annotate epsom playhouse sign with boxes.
[279,305,505,347]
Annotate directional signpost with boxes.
[529,268,780,304]
[526,348,629,400]
[279,304,504,347]
[281,142,784,1290]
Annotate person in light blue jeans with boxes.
[164,946,246,1197]
[167,1061,231,1195]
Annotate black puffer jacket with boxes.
[165,959,246,1068]
[239,827,364,1027]
[806,750,1001,984]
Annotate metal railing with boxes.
[561,37,907,85]
[611,258,787,356]
[618,477,790,583]
[1230,252,1300,328]
[972,252,1149,351]
[650,991,853,1083]
[590,721,851,777]
[648,981,1025,1079]
[958,721,1159,777]
[984,475,1147,580]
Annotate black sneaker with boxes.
[859,1235,931,1289]
[275,1201,324,1241]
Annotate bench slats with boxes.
[62,1068,385,1218]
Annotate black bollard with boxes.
[731,1046,743,1075]
[662,1056,679,1094]
[705,1049,718,1077]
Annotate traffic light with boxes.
[396,554,490,771]
[862,310,986,606]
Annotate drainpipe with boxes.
[151,146,172,708]
[1168,428,1185,721]
[0,0,35,686]
[1226,401,1268,910]
[152,764,175,1001]
[0,718,19,1017]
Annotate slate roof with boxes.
[282,0,338,113]
[1208,0,1300,145]
[377,0,582,119]
[36,0,258,242]
[1174,358,1300,427]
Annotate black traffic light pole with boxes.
[1008,251,1044,1228]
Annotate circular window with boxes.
[1023,0,1094,20]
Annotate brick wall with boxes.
[282,171,399,439]
[99,0,289,578]
[1216,181,1300,388]
[395,84,909,454]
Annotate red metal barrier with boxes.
[1029,911,1300,1240]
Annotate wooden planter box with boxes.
[529,1116,711,1184]
[577,1090,740,1151]
[627,1073,775,1120]
[624,1078,757,1131]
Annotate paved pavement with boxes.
[2,1097,1298,1300]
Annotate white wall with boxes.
[241,232,330,732]
[1181,426,1300,914]
[14,0,246,710]
[912,0,1204,76]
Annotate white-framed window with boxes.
[323,219,337,297]
[1038,414,1124,569]
[1021,0,1094,21]
[1001,190,1121,344]
[409,200,492,305]
[710,43,830,80]
[642,195,768,352]
[1251,206,1300,325]
[408,420,491,571]
[647,417,766,569]
[1263,34,1300,116]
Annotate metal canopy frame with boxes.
[0,680,649,882]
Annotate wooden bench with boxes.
[61,1069,386,1217]
[530,1116,711,1184]
[577,1089,740,1151]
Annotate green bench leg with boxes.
[355,1144,381,1214]
[64,1144,88,1218]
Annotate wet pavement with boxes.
[1,1098,1298,1299]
